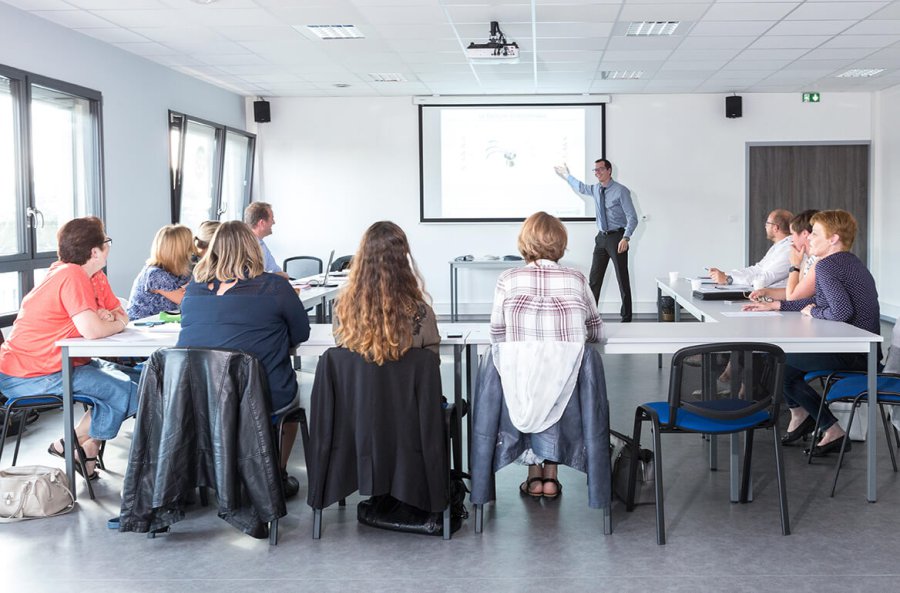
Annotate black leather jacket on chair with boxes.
[471,346,611,509]
[118,348,286,539]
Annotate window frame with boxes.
[168,110,255,226]
[0,63,104,327]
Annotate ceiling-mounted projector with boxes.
[466,21,519,62]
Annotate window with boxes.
[0,64,104,325]
[169,111,255,231]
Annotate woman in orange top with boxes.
[0,217,140,480]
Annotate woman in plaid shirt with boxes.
[490,212,602,498]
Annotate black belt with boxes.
[598,228,624,236]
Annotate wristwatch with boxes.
[726,275,733,285]
[788,266,800,273]
[623,236,630,242]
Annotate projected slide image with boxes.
[439,108,589,219]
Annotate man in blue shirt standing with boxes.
[555,159,638,322]
[244,201,288,278]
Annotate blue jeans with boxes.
[0,360,141,440]
[783,353,868,430]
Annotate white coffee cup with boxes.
[668,271,679,284]
[691,278,703,291]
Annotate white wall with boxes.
[872,84,900,321]
[257,92,874,318]
[0,3,246,295]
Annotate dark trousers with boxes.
[782,352,868,430]
[590,229,632,322]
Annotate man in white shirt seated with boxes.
[708,209,793,287]
[244,201,289,279]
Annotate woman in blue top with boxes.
[127,224,193,319]
[177,221,310,497]
[744,210,881,456]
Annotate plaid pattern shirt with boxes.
[490,260,602,343]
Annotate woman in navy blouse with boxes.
[744,210,880,456]
[177,221,310,497]
[127,224,193,319]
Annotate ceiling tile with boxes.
[75,27,150,44]
[768,20,856,34]
[802,47,877,60]
[703,2,800,21]
[113,41,178,56]
[786,2,889,20]
[689,21,776,36]
[737,48,810,60]
[844,19,900,33]
[32,9,116,28]
[749,35,831,48]
[676,36,756,50]
[618,3,712,21]
[820,34,900,48]
[445,4,537,24]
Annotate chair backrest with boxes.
[330,255,352,272]
[283,256,322,280]
[119,347,285,537]
[883,323,900,374]
[307,347,447,513]
[668,342,786,426]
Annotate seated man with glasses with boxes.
[708,209,793,288]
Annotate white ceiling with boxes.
[5,0,900,97]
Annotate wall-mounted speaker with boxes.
[253,100,271,123]
[726,95,742,119]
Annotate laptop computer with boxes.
[309,250,338,288]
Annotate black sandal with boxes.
[541,478,562,499]
[519,477,543,498]
[48,439,100,481]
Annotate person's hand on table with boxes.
[708,267,728,284]
[96,308,115,322]
[749,288,773,301]
[742,300,780,312]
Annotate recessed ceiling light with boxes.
[836,68,885,78]
[601,71,643,80]
[303,25,365,40]
[626,21,679,36]
[368,73,407,83]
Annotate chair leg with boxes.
[0,412,10,464]
[313,509,322,539]
[879,404,898,472]
[269,518,278,545]
[603,505,612,535]
[11,411,28,466]
[830,398,861,498]
[650,420,666,545]
[298,409,311,470]
[625,408,645,512]
[95,440,107,471]
[771,423,791,535]
[73,437,96,500]
[443,506,451,540]
[740,429,755,504]
[474,504,483,533]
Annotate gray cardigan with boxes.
[470,346,611,509]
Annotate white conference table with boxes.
[448,259,522,322]
[56,322,470,500]
[652,276,883,503]
[57,282,883,503]
[292,277,345,323]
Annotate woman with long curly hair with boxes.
[333,221,439,364]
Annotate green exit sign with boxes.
[802,92,821,103]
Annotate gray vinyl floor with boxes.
[4,321,900,593]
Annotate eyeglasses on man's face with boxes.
[764,221,777,227]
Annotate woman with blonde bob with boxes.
[333,221,439,365]
[745,210,881,456]
[177,221,310,497]
[490,211,602,498]
[127,224,193,319]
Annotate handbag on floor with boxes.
[610,429,656,505]
[0,465,75,523]
[356,473,469,536]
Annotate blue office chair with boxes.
[628,342,789,545]
[812,373,900,497]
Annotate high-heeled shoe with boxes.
[781,415,816,445]
[805,436,851,457]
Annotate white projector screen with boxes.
[419,103,606,222]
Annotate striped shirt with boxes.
[490,260,602,343]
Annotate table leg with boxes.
[450,265,458,322]
[61,346,76,501]
[730,433,740,502]
[657,286,662,369]
[867,341,878,502]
